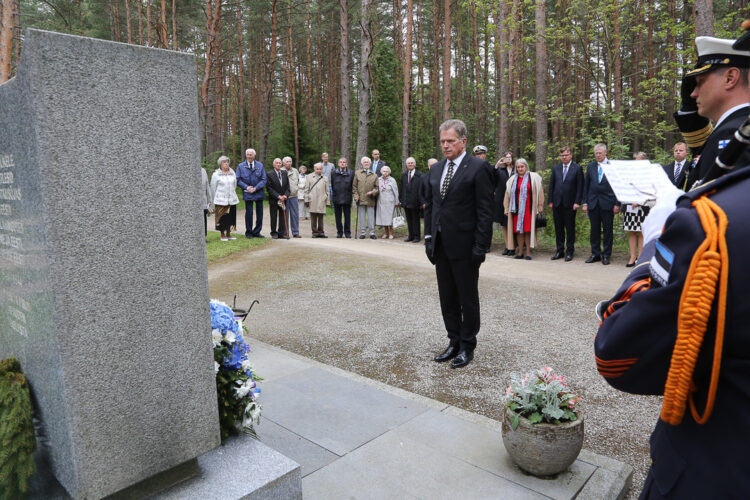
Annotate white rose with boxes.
[224,331,236,344]
[214,361,220,374]
[211,329,222,347]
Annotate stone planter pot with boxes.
[501,406,584,476]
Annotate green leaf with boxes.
[511,413,519,430]
[529,412,543,424]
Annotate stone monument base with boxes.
[30,435,302,500]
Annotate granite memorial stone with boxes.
[0,30,220,498]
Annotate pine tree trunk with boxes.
[356,0,374,163]
[172,0,177,50]
[138,0,143,44]
[159,0,168,48]
[201,0,223,156]
[147,0,152,46]
[305,6,313,131]
[401,0,414,167]
[613,0,623,142]
[498,0,509,153]
[442,0,451,120]
[534,0,547,170]
[260,0,278,162]
[509,0,520,155]
[287,1,299,166]
[0,0,13,84]
[431,1,441,144]
[471,2,481,139]
[694,0,713,36]
[125,0,133,43]
[236,0,245,154]
[340,0,351,162]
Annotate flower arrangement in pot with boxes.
[501,367,584,476]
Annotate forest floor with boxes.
[207,212,658,498]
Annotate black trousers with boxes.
[405,207,421,240]
[204,209,209,235]
[434,234,480,351]
[589,208,614,258]
[552,205,576,254]
[334,204,351,236]
[269,199,286,236]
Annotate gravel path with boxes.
[208,236,660,498]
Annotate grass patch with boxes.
[206,231,269,263]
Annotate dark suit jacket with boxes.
[493,166,513,223]
[686,106,750,188]
[549,162,583,208]
[662,160,689,189]
[266,169,290,200]
[399,170,423,208]
[424,154,494,260]
[583,161,618,210]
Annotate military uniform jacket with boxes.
[682,105,750,189]
[594,167,750,498]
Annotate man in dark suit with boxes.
[400,157,423,242]
[674,36,750,189]
[582,144,620,265]
[662,142,690,189]
[266,158,290,239]
[424,119,494,369]
[372,149,387,176]
[548,146,583,261]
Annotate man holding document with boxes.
[593,27,750,497]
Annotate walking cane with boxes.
[281,200,290,238]
[355,199,359,239]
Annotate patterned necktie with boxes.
[441,161,455,199]
[674,162,682,182]
[278,171,282,183]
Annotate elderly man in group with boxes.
[583,143,619,265]
[372,149,387,176]
[236,148,267,238]
[305,162,330,238]
[424,119,494,369]
[266,158,290,239]
[331,157,355,238]
[353,156,379,239]
[283,156,301,238]
[400,157,423,242]
[321,152,335,202]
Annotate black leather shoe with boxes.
[451,350,474,368]
[413,239,421,243]
[404,237,413,242]
[337,234,343,238]
[602,256,610,265]
[359,234,366,239]
[321,235,328,238]
[551,251,563,260]
[271,233,278,239]
[370,235,377,239]
[564,253,573,262]
[434,344,459,362]
[585,255,601,263]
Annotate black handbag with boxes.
[535,213,547,228]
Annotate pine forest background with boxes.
[1,0,748,181]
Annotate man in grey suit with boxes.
[582,144,620,265]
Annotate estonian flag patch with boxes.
[650,240,674,287]
[718,139,730,150]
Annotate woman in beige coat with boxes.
[503,158,545,260]
[304,162,331,238]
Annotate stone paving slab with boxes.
[251,340,633,499]
[255,417,338,477]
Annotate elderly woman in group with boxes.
[504,158,544,260]
[210,155,240,241]
[297,165,310,220]
[375,165,400,239]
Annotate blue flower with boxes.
[210,301,239,334]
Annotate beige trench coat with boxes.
[304,172,330,214]
[503,171,545,248]
[352,169,379,206]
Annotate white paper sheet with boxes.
[600,160,675,205]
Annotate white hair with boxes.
[515,158,529,169]
[282,156,292,163]
[381,166,391,175]
[406,157,416,164]
[245,148,256,155]
[361,156,372,166]
[217,155,230,166]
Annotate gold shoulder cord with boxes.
[660,196,729,426]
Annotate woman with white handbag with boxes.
[375,166,400,239]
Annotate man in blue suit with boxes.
[582,143,620,265]
[236,148,267,238]
[548,146,583,261]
